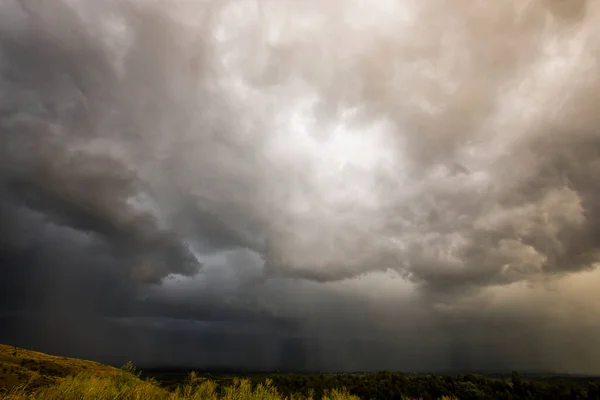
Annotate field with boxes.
[1,344,599,399]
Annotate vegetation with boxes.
[145,370,600,400]
[0,362,365,400]
[1,344,599,399]
[0,344,119,391]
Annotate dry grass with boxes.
[0,345,457,400]
[0,344,119,392]
[1,371,366,400]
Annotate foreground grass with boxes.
[1,363,458,400]
[0,370,374,400]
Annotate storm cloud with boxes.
[1,0,600,373]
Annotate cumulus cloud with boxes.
[1,0,600,372]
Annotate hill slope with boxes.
[0,344,119,392]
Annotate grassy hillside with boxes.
[0,344,119,392]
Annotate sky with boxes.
[1,0,600,374]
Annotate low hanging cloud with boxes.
[1,0,600,372]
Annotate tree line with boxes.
[153,370,600,400]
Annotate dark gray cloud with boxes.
[1,0,600,373]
